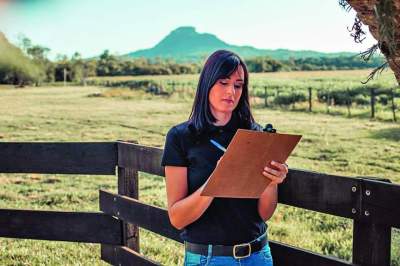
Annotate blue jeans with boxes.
[183,240,273,266]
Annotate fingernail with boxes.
[271,161,276,165]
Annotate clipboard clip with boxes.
[263,123,276,133]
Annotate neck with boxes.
[211,109,233,126]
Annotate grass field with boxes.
[88,69,400,123]
[0,69,399,265]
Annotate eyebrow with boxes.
[222,77,244,82]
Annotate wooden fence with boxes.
[0,141,399,266]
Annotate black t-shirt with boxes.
[161,114,267,245]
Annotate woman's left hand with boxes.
[262,161,288,185]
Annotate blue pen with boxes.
[210,139,227,153]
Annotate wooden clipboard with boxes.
[200,129,302,198]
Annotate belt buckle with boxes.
[233,243,251,259]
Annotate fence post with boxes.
[352,178,391,266]
[172,81,176,93]
[370,88,375,119]
[346,88,352,117]
[326,90,330,114]
[308,87,312,112]
[117,166,140,251]
[264,86,268,107]
[159,81,163,95]
[291,88,296,110]
[391,88,397,122]
[63,68,67,87]
[353,221,391,266]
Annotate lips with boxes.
[222,99,234,104]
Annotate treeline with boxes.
[0,35,385,86]
[0,35,201,85]
[245,56,384,72]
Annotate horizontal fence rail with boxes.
[0,142,117,175]
[361,179,400,228]
[1,141,399,266]
[0,209,122,244]
[117,141,164,176]
[101,244,160,266]
[117,141,400,229]
[100,190,181,243]
[99,189,357,266]
[269,241,355,266]
[278,169,360,219]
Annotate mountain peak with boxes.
[125,27,355,62]
[171,26,196,34]
[127,26,230,61]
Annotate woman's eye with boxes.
[234,84,243,89]
[220,81,228,85]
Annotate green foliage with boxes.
[285,56,384,71]
[354,94,370,105]
[315,84,397,106]
[273,91,307,105]
[246,57,284,72]
[0,33,44,85]
[378,94,389,105]
[95,51,200,76]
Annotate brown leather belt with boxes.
[184,233,267,259]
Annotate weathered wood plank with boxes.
[352,178,393,266]
[101,244,160,266]
[117,142,164,176]
[99,190,182,243]
[0,209,122,244]
[270,240,355,266]
[0,142,117,175]
[361,178,400,228]
[278,169,360,219]
[117,142,363,219]
[100,190,357,266]
[117,167,140,251]
[353,220,391,266]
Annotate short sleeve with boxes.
[250,122,263,132]
[161,126,189,167]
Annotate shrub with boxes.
[273,91,307,105]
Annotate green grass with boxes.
[0,76,399,265]
[87,69,400,123]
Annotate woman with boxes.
[161,50,288,266]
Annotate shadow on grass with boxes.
[370,127,400,141]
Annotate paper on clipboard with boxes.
[200,129,302,198]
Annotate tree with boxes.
[96,50,120,76]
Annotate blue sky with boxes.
[0,0,376,59]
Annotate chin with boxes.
[222,107,236,113]
[213,104,238,113]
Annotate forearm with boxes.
[169,182,214,230]
[257,184,278,221]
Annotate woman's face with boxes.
[208,65,244,115]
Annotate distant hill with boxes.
[124,26,355,62]
[0,31,42,84]
[0,32,30,65]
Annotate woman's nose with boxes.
[226,84,235,96]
